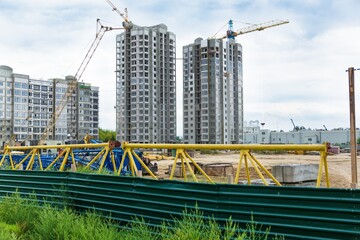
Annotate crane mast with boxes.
[38,20,121,145]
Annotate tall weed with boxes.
[0,192,40,234]
[31,208,122,240]
[0,193,284,240]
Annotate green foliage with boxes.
[158,208,284,240]
[200,149,219,155]
[0,222,21,240]
[99,128,116,142]
[0,192,40,235]
[75,165,113,175]
[0,193,122,239]
[31,208,121,240]
[252,150,287,155]
[0,193,284,240]
[160,208,222,240]
[357,138,360,144]
[119,217,157,240]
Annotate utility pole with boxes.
[348,67,358,188]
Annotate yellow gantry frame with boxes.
[0,142,158,177]
[0,142,330,187]
[122,142,330,187]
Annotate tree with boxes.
[176,136,183,143]
[99,128,116,142]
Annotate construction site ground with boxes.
[151,152,358,188]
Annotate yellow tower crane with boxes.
[38,19,124,145]
[39,1,132,145]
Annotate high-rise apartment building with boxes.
[115,23,176,143]
[182,38,243,144]
[0,65,99,146]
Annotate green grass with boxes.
[0,193,284,240]
[199,149,220,155]
[252,150,287,155]
[74,165,113,175]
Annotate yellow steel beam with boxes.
[248,152,282,186]
[85,148,106,169]
[244,155,250,184]
[180,152,186,181]
[26,149,38,170]
[15,149,34,170]
[5,143,108,151]
[127,150,138,176]
[59,148,71,171]
[37,151,43,170]
[0,149,9,166]
[8,152,14,170]
[183,150,214,183]
[316,152,325,187]
[169,150,180,180]
[321,151,330,187]
[247,152,268,185]
[316,151,330,187]
[122,142,328,152]
[184,157,197,182]
[110,151,117,174]
[45,149,66,170]
[234,151,245,184]
[130,150,157,179]
[117,148,128,176]
[98,147,110,172]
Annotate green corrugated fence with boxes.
[0,170,358,239]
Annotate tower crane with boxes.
[39,1,132,145]
[105,0,133,30]
[290,118,297,131]
[211,19,289,40]
[38,19,122,145]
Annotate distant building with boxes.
[0,65,99,146]
[243,121,358,145]
[115,23,176,143]
[182,38,243,144]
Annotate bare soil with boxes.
[153,152,358,188]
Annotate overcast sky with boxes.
[1,0,360,135]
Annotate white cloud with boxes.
[1,0,360,136]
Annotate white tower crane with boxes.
[211,19,289,40]
[105,0,133,29]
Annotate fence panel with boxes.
[0,170,358,239]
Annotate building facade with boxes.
[243,121,358,145]
[0,65,99,146]
[182,38,243,144]
[115,23,176,143]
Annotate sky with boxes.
[1,0,360,136]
